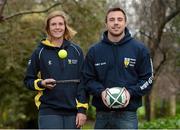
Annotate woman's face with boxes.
[48,16,65,39]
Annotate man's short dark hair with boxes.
[105,7,127,23]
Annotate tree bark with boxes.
[169,95,176,116]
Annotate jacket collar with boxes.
[101,27,132,46]
[41,39,70,49]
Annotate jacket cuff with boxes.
[78,107,87,114]
[126,88,133,97]
[37,81,45,89]
[34,79,45,91]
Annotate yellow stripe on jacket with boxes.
[76,99,88,109]
[34,91,43,109]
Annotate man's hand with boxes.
[123,88,131,107]
[41,78,56,90]
[101,89,109,107]
[76,113,87,128]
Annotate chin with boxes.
[112,33,122,36]
[110,30,123,37]
[54,35,63,38]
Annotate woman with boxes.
[24,10,88,129]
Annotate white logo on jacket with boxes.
[48,60,52,65]
[68,59,78,64]
[95,62,106,66]
[28,60,31,65]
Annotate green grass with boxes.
[83,114,180,129]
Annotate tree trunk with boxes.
[145,90,155,121]
[169,95,176,116]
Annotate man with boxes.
[24,10,88,129]
[82,7,153,129]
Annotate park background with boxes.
[0,0,179,129]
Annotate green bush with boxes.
[139,114,180,129]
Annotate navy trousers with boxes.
[94,111,138,129]
[38,114,79,129]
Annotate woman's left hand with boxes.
[76,113,87,128]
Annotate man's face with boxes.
[106,11,126,36]
[49,16,65,39]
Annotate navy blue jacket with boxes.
[83,28,153,112]
[24,39,88,115]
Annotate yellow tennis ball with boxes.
[58,49,67,59]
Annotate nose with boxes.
[55,24,61,29]
[114,19,119,24]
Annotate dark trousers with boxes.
[94,111,138,129]
[38,114,79,129]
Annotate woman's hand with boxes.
[76,113,87,128]
[41,78,56,89]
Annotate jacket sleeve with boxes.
[76,48,89,114]
[24,48,45,91]
[127,48,153,97]
[82,47,105,97]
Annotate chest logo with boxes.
[124,58,136,68]
[68,59,78,64]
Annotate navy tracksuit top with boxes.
[83,28,153,112]
[24,39,88,115]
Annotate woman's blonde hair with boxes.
[44,10,77,40]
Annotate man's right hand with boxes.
[101,89,109,107]
[41,78,56,90]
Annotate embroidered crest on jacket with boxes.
[124,58,136,68]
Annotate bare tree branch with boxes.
[157,9,180,44]
[139,30,153,40]
[153,8,180,77]
[154,48,167,81]
[0,0,7,20]
[0,2,64,23]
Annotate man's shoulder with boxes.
[130,38,149,50]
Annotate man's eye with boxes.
[118,18,123,21]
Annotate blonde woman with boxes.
[24,11,88,129]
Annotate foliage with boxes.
[86,96,96,120]
[139,114,180,129]
[0,1,45,128]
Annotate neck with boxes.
[108,31,125,43]
[50,37,64,47]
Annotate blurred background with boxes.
[0,0,179,129]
